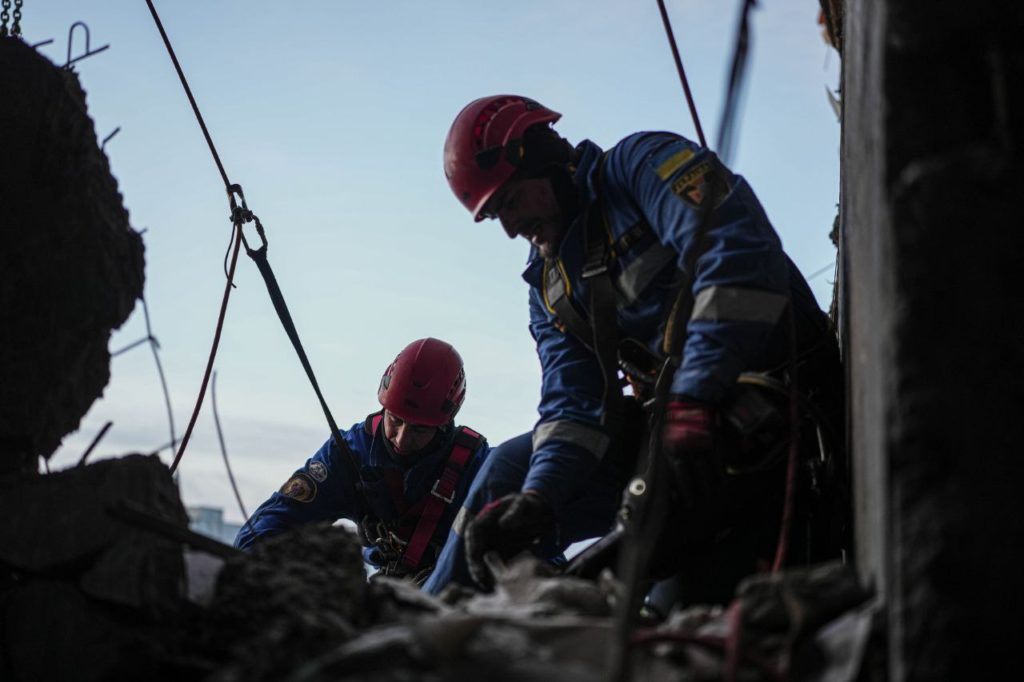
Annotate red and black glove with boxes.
[662,399,725,506]
[464,491,555,590]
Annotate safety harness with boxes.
[363,414,482,576]
[541,150,699,409]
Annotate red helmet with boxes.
[443,95,561,221]
[377,338,466,426]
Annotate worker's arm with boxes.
[234,424,367,550]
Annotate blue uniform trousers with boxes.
[422,431,629,595]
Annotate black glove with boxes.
[464,491,555,590]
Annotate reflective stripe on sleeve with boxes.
[615,241,677,305]
[690,286,789,324]
[452,506,470,537]
[532,420,610,461]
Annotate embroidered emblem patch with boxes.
[670,160,729,208]
[307,460,328,482]
[280,473,317,503]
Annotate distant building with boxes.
[188,505,243,546]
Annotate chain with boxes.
[1,0,11,38]
[12,0,21,37]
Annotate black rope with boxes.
[144,0,230,189]
[717,0,758,164]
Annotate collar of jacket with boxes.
[521,139,604,288]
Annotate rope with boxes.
[772,304,802,572]
[142,0,244,475]
[630,626,784,681]
[170,224,243,474]
[611,5,786,680]
[717,0,758,163]
[144,1,371,512]
[655,0,707,148]
[723,599,744,682]
[144,0,230,188]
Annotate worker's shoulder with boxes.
[609,131,696,159]
[452,424,488,451]
[605,131,702,181]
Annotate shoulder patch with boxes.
[670,159,730,208]
[280,473,317,503]
[655,148,695,180]
[307,460,329,482]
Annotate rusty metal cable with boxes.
[211,370,249,523]
[77,420,113,467]
[109,293,177,459]
[655,0,707,148]
[140,295,178,460]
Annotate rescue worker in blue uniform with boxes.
[236,338,490,585]
[425,96,845,601]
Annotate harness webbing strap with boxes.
[611,220,651,259]
[401,426,480,569]
[543,259,594,347]
[582,153,625,428]
[245,244,370,509]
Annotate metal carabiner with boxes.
[227,184,268,252]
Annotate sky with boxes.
[33,1,841,524]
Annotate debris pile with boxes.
[199,523,371,681]
[190,538,874,682]
[0,36,143,469]
[0,455,187,681]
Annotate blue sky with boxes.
[33,1,840,523]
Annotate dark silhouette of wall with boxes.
[842,2,1024,679]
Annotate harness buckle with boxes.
[430,480,455,504]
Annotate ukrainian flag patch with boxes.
[655,148,696,180]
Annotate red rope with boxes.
[772,306,802,572]
[723,599,744,682]
[169,224,242,474]
[655,0,707,147]
[631,625,784,681]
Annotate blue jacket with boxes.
[521,133,831,512]
[235,411,489,568]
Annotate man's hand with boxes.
[662,399,724,506]
[464,490,555,590]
